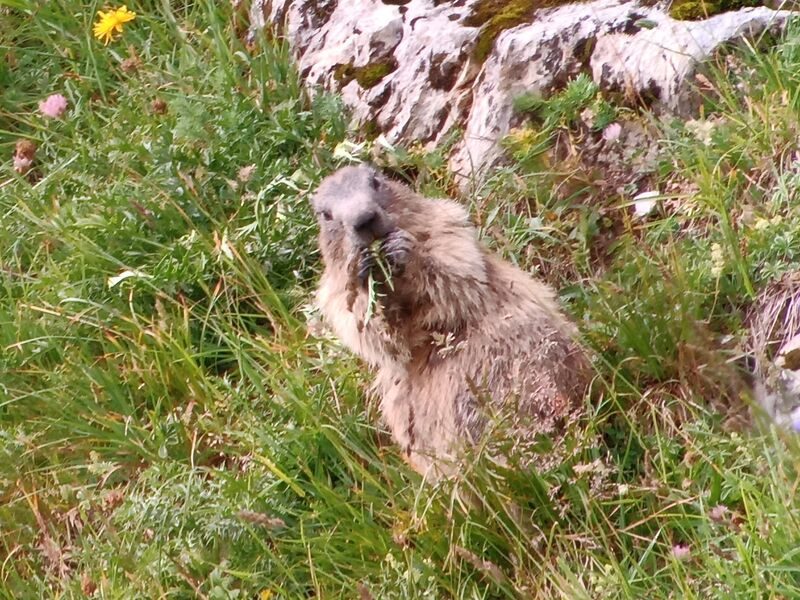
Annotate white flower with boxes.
[710,243,725,278]
[602,122,622,143]
[685,119,715,146]
[754,217,770,231]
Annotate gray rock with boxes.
[250,0,793,180]
[764,333,800,429]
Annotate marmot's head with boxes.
[311,164,398,261]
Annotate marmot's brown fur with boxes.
[311,164,591,477]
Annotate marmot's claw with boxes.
[357,246,375,285]
[355,230,411,286]
[382,230,413,275]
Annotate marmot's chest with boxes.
[376,358,464,474]
[377,332,481,453]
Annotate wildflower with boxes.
[602,122,622,143]
[93,5,136,45]
[671,543,691,561]
[710,243,725,278]
[13,139,36,175]
[150,98,167,115]
[38,93,68,119]
[237,164,256,183]
[790,406,800,432]
[504,127,537,147]
[120,56,141,73]
[685,119,715,146]
[13,154,33,174]
[709,504,728,522]
[754,217,770,231]
[80,572,97,596]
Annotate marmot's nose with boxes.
[352,209,389,244]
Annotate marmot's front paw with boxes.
[382,229,413,276]
[357,245,376,285]
[355,229,413,286]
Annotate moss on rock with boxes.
[333,62,355,85]
[669,0,761,20]
[465,0,583,63]
[465,0,537,62]
[361,118,382,140]
[333,59,398,89]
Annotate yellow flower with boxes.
[93,5,136,45]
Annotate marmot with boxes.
[311,164,591,477]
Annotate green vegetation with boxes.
[512,74,617,130]
[504,74,617,167]
[669,0,761,20]
[3,1,800,598]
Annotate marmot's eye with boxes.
[369,173,381,191]
[320,210,333,221]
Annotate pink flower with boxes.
[671,543,691,561]
[13,139,36,176]
[39,94,68,119]
[13,155,33,175]
[602,122,622,143]
[709,504,728,522]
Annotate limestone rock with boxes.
[748,272,800,429]
[777,333,800,371]
[250,0,793,180]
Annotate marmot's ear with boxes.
[360,162,384,190]
[361,161,380,175]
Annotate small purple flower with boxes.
[709,504,728,522]
[671,543,691,561]
[13,155,33,174]
[790,406,800,432]
[39,93,68,119]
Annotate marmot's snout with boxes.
[347,205,394,247]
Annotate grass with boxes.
[2,1,800,597]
